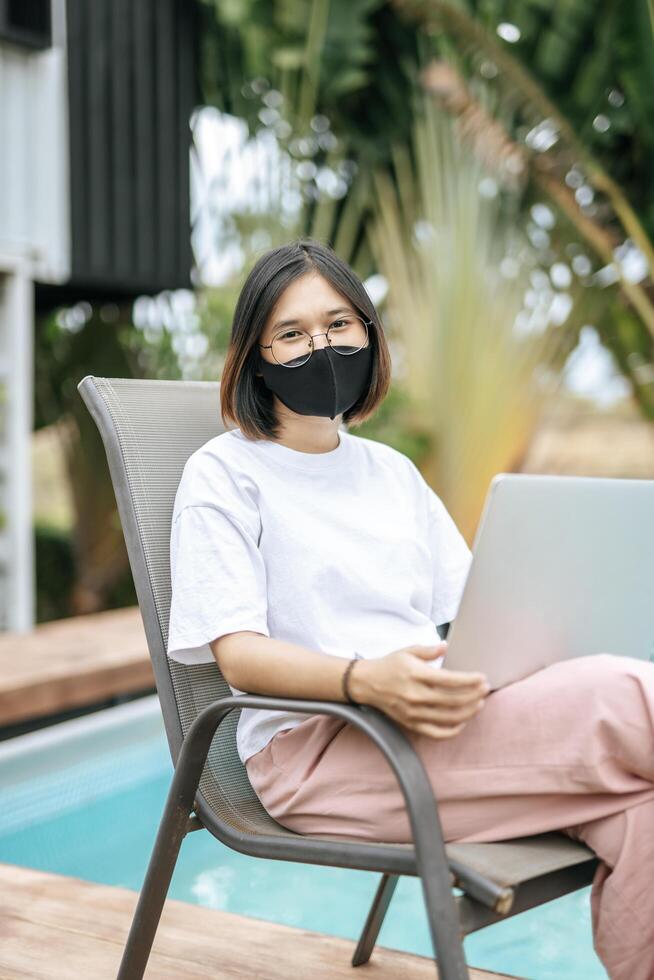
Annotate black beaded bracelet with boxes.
[342,652,364,705]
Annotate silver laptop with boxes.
[440,473,654,690]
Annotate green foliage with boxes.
[464,0,654,239]
[34,525,75,623]
[34,304,136,432]
[394,0,654,418]
[34,305,146,618]
[367,95,575,533]
[198,0,421,167]
[351,383,434,464]
[34,524,136,623]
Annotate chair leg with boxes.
[352,873,399,966]
[116,761,202,978]
[418,846,469,979]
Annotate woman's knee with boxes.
[547,653,654,733]
[576,653,654,748]
[571,651,652,693]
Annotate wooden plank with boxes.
[0,606,153,726]
[0,863,522,979]
[519,396,654,479]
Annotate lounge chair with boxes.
[78,375,599,980]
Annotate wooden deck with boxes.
[520,394,654,479]
[0,863,521,979]
[0,606,152,727]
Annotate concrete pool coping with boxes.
[0,693,163,787]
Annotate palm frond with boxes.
[368,97,572,539]
[394,0,654,321]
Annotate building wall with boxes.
[0,0,70,282]
[0,258,34,630]
[0,0,197,630]
[64,0,196,297]
[0,0,68,629]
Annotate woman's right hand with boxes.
[348,642,490,740]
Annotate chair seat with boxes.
[282,829,596,889]
[251,827,596,889]
[449,832,599,930]
[445,832,596,888]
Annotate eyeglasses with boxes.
[258,314,372,368]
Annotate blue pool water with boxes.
[0,696,607,979]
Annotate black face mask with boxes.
[258,344,373,420]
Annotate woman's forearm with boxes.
[210,633,488,742]
[210,631,371,703]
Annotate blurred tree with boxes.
[368,97,606,539]
[34,305,137,615]
[197,0,422,166]
[393,0,654,418]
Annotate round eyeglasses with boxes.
[258,314,371,368]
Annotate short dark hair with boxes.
[220,237,392,440]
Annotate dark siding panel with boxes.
[155,0,177,285]
[65,0,194,296]
[110,0,134,278]
[176,0,195,285]
[66,0,88,272]
[132,0,156,283]
[0,0,52,48]
[87,0,111,275]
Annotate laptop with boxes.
[440,473,654,690]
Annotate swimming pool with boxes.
[0,696,606,979]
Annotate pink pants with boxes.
[245,653,654,980]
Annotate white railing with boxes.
[0,2,69,631]
[0,257,34,630]
[0,20,70,283]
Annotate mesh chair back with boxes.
[78,376,297,837]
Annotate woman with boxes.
[167,237,654,979]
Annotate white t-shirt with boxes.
[166,426,473,765]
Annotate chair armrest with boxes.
[177,693,511,912]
